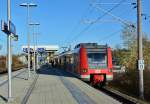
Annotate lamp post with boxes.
[29,23,40,73]
[6,0,18,101]
[36,27,40,69]
[7,0,12,101]
[20,3,37,79]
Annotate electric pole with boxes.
[137,0,144,99]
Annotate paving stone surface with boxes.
[27,68,78,104]
[0,67,121,104]
[27,68,121,104]
[0,68,37,104]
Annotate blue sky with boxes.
[0,0,150,54]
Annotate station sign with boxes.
[23,48,33,53]
[37,48,45,52]
[1,20,17,38]
[11,34,18,41]
[138,60,144,70]
[8,20,16,35]
[1,20,9,34]
[23,48,27,52]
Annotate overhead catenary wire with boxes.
[92,4,135,27]
[94,3,134,5]
[85,1,136,24]
[96,2,138,42]
[66,0,127,47]
[98,30,121,42]
[62,1,95,48]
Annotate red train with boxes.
[54,43,113,86]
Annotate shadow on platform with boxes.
[36,65,75,78]
[0,95,7,102]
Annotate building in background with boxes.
[22,45,59,66]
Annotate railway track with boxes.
[0,66,27,74]
[82,78,148,104]
[96,86,148,104]
[98,87,136,104]
[0,68,27,86]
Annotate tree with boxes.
[121,24,137,49]
[113,24,150,70]
[111,24,150,100]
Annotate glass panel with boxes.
[87,53,107,69]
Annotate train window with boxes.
[87,53,107,69]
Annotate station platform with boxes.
[0,69,37,104]
[0,66,121,104]
[27,67,120,104]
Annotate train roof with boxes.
[58,50,73,57]
[75,43,108,49]
[56,43,109,58]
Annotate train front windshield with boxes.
[87,53,107,69]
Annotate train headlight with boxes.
[109,68,113,73]
[82,68,87,73]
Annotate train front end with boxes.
[79,43,113,86]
